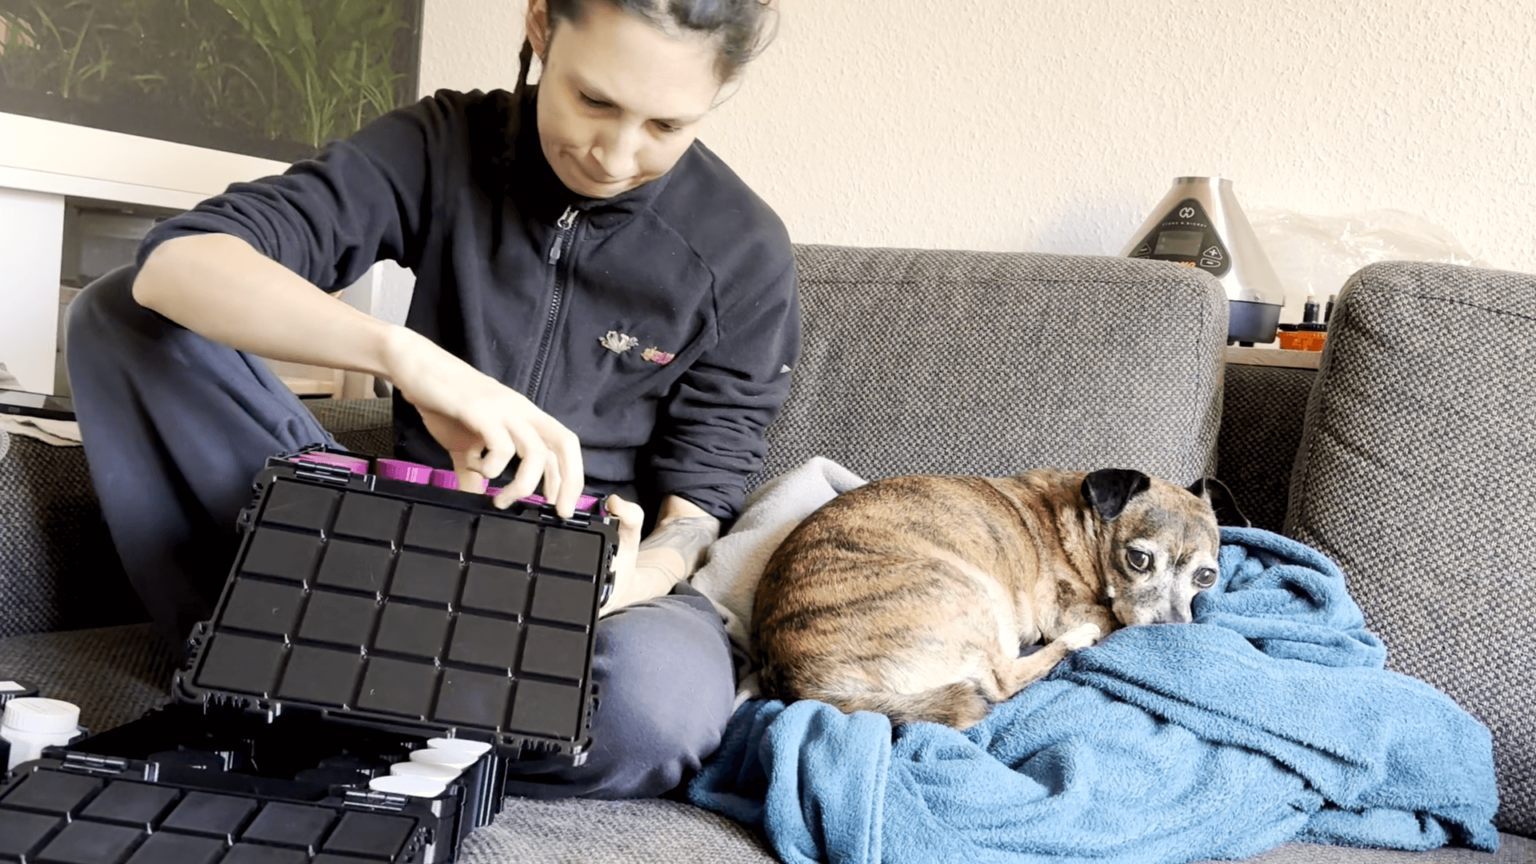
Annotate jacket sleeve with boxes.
[136,91,471,289]
[649,244,801,521]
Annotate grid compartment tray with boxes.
[0,765,443,864]
[0,711,462,864]
[174,455,618,764]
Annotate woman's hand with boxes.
[600,494,720,616]
[383,326,586,517]
[136,237,586,518]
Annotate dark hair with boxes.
[536,0,776,85]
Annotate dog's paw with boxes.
[1059,623,1103,651]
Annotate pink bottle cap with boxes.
[487,489,601,512]
[292,452,370,474]
[429,469,489,492]
[377,461,599,512]
[374,458,434,484]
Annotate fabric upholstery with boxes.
[0,623,172,734]
[0,436,142,637]
[1194,838,1536,863]
[304,396,394,456]
[1285,261,1536,837]
[0,399,391,640]
[3,620,1529,863]
[1217,364,1317,533]
[461,798,779,863]
[754,245,1228,491]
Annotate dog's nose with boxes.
[1157,606,1193,625]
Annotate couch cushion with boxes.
[462,798,778,863]
[0,436,144,638]
[1285,261,1536,837]
[1197,836,1536,863]
[0,623,172,733]
[755,246,1227,490]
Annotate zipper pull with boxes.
[548,206,579,264]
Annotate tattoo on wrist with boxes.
[638,516,720,572]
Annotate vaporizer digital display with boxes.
[1153,230,1205,257]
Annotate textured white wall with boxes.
[420,0,1534,276]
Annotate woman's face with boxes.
[529,1,722,199]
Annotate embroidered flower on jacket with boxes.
[600,331,639,354]
[642,347,675,365]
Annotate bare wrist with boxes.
[377,323,438,388]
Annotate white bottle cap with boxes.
[368,774,447,798]
[2,698,80,734]
[408,747,478,770]
[390,760,461,781]
[426,737,493,758]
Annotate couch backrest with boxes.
[1285,260,1536,837]
[754,245,1228,490]
[1217,363,1316,533]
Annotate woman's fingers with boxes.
[463,416,512,477]
[415,387,584,512]
[450,449,486,494]
[598,494,645,616]
[493,446,545,508]
[541,459,564,517]
[550,431,585,517]
[606,494,644,556]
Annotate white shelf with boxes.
[1225,345,1323,369]
[0,112,288,209]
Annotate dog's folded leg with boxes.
[994,623,1101,701]
[1058,622,1103,651]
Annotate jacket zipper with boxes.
[528,205,580,402]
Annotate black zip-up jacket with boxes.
[139,88,801,521]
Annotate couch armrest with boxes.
[755,245,1228,490]
[1285,260,1536,836]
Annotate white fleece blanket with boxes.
[689,457,866,705]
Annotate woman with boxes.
[66,0,795,799]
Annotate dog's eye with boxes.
[1126,549,1152,571]
[1193,568,1218,589]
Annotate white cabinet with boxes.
[0,112,412,397]
[0,187,65,392]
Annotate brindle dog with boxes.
[751,468,1246,729]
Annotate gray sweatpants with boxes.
[65,265,736,799]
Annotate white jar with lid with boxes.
[2,697,83,770]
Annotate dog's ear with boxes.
[1187,477,1250,527]
[1082,469,1151,522]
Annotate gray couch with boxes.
[1,245,1532,863]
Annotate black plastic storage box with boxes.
[179,452,618,761]
[0,448,619,863]
[0,705,469,863]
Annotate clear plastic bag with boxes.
[1247,207,1488,322]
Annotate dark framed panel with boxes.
[0,0,424,162]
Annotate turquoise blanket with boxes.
[689,527,1499,864]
